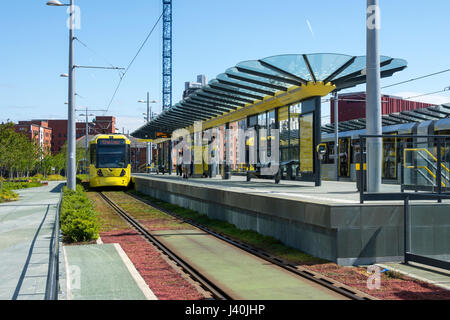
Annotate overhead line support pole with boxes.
[366,0,382,192]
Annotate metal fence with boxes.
[45,187,63,300]
[359,134,450,270]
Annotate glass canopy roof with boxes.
[132,53,407,139]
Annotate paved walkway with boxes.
[63,243,157,300]
[377,262,450,291]
[0,181,63,300]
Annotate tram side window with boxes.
[126,144,131,166]
[90,145,96,165]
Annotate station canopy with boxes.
[132,53,407,139]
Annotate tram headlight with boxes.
[97,170,103,177]
[120,169,126,177]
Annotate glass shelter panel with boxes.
[299,113,314,173]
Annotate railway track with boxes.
[98,192,231,300]
[100,191,376,300]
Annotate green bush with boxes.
[76,174,89,184]
[47,174,66,181]
[32,174,44,181]
[0,189,18,203]
[60,185,99,243]
[3,181,43,190]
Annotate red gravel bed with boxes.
[307,263,450,300]
[101,230,204,300]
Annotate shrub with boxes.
[3,181,43,190]
[0,189,18,203]
[60,185,99,243]
[32,174,44,182]
[47,174,66,181]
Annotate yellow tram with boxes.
[88,134,132,188]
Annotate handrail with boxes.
[415,167,438,186]
[417,152,450,181]
[416,151,450,183]
[405,165,446,187]
[404,148,450,185]
[45,185,62,300]
[404,148,450,175]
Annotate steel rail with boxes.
[127,192,377,301]
[98,192,231,301]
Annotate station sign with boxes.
[156,132,171,138]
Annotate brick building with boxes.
[330,92,434,123]
[14,120,52,155]
[47,116,116,154]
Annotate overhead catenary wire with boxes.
[105,9,165,113]
[320,68,450,103]
[75,37,123,78]
[381,68,450,89]
[404,86,450,100]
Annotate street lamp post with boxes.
[138,93,157,174]
[47,0,76,190]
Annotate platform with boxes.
[0,181,63,300]
[377,262,450,291]
[133,174,450,266]
[63,243,157,300]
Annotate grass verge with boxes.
[86,191,130,233]
[104,191,194,231]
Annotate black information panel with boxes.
[98,139,126,146]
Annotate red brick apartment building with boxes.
[14,120,52,154]
[14,116,116,155]
[330,92,434,122]
[48,116,116,154]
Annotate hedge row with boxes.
[3,181,42,190]
[60,185,99,243]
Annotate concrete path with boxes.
[0,181,63,300]
[63,243,157,300]
[377,262,450,291]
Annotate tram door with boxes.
[339,138,351,178]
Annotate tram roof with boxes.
[132,53,407,139]
[321,104,450,134]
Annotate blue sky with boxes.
[1,0,449,133]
